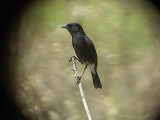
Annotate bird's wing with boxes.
[84,37,98,66]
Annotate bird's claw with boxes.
[69,58,72,62]
[76,76,81,84]
[69,56,80,63]
[69,57,72,62]
[69,56,75,62]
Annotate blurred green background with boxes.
[16,0,160,120]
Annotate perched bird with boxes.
[62,23,102,89]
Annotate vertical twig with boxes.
[70,56,93,120]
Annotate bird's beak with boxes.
[61,25,68,29]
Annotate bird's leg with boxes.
[69,56,80,62]
[77,64,88,83]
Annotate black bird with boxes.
[62,23,102,89]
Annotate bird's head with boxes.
[61,23,85,36]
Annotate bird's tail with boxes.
[89,64,102,89]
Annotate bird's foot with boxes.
[76,76,81,84]
[69,56,80,62]
[69,56,76,62]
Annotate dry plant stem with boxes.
[70,56,93,120]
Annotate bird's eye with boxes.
[72,26,78,31]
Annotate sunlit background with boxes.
[12,0,160,120]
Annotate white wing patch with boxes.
[88,64,96,74]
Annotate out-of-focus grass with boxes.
[16,0,160,120]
